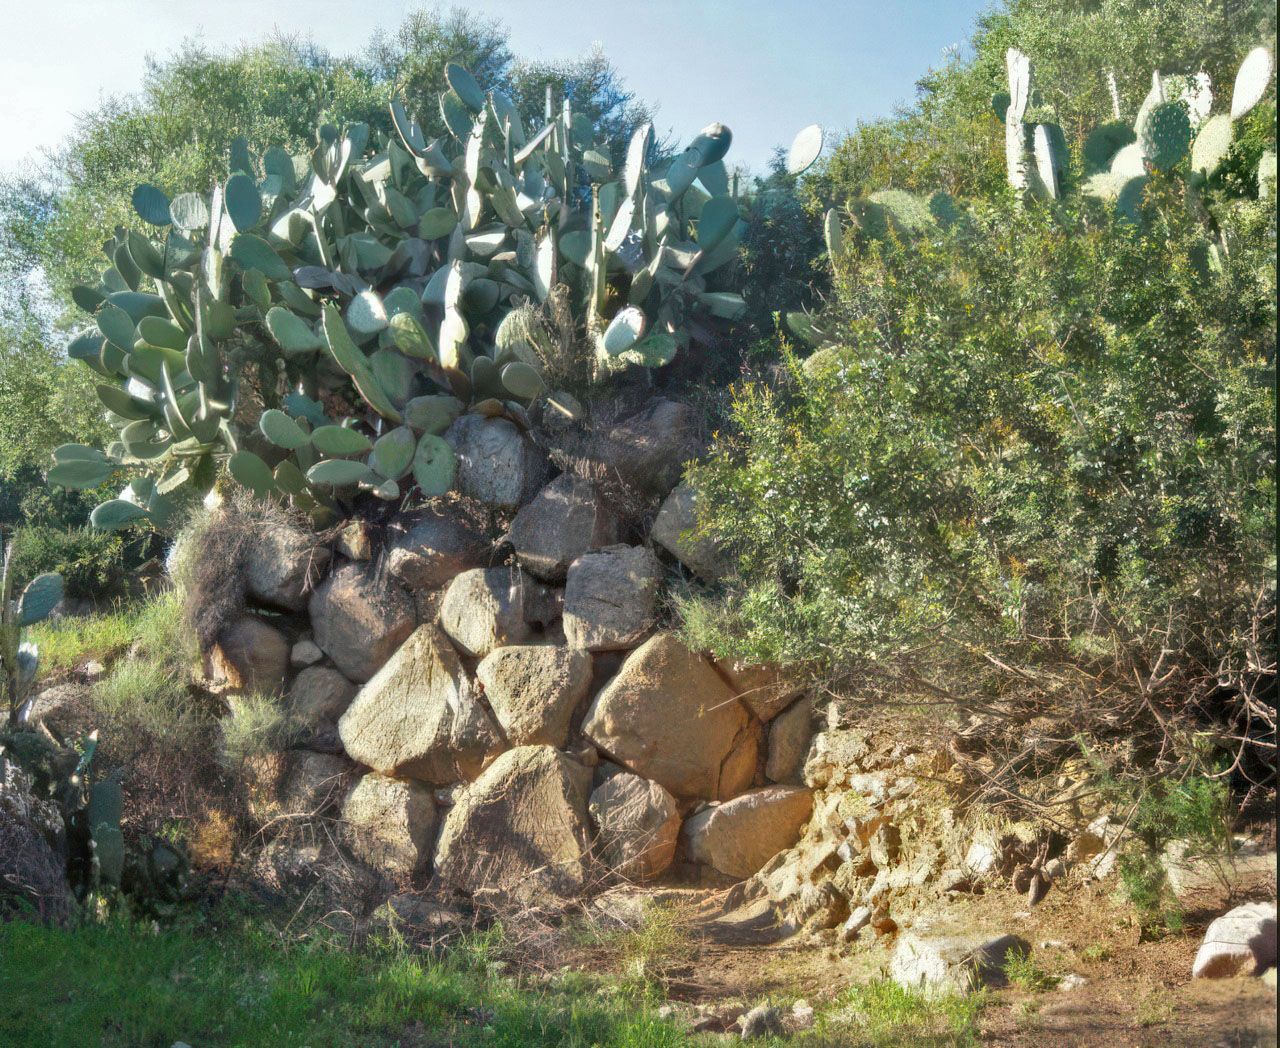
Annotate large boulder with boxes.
[439,567,558,658]
[309,564,415,683]
[288,666,357,737]
[434,745,592,903]
[338,625,504,784]
[475,645,592,747]
[890,929,1031,996]
[682,787,813,879]
[509,474,618,582]
[589,773,681,881]
[651,482,729,582]
[243,524,330,612]
[445,415,550,511]
[342,773,438,876]
[765,698,813,785]
[715,659,805,722]
[580,633,757,800]
[386,503,490,591]
[600,399,703,497]
[207,616,290,695]
[1192,902,1277,979]
[563,545,661,651]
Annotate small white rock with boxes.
[1058,973,1088,991]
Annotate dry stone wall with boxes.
[210,399,818,905]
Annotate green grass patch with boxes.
[27,604,140,675]
[0,915,694,1048]
[28,591,198,678]
[806,979,984,1047]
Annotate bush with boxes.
[5,525,124,600]
[683,186,1275,792]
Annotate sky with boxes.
[0,0,990,177]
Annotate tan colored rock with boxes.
[563,545,661,651]
[439,567,555,658]
[891,928,1031,995]
[509,474,618,582]
[682,786,813,879]
[581,633,756,800]
[802,729,873,789]
[288,666,357,733]
[589,773,681,881]
[434,745,592,902]
[475,645,592,747]
[387,504,490,591]
[207,616,290,695]
[338,625,504,784]
[342,773,438,876]
[600,399,703,497]
[445,415,550,511]
[1192,902,1277,979]
[243,523,330,612]
[715,659,804,723]
[309,563,415,683]
[651,482,728,581]
[765,697,812,784]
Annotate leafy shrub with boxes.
[683,185,1274,790]
[6,526,124,600]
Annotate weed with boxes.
[1134,988,1175,1028]
[1003,951,1059,992]
[219,693,299,769]
[813,979,985,1047]
[1079,942,1112,964]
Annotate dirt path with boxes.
[573,882,1277,1045]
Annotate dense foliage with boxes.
[682,8,1277,799]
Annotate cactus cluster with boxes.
[52,63,748,526]
[1078,46,1273,217]
[778,45,1272,348]
[1,537,63,725]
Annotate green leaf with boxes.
[18,574,63,625]
[419,207,458,240]
[228,450,275,497]
[412,433,457,496]
[131,184,172,226]
[230,234,292,281]
[47,457,115,490]
[90,499,149,531]
[307,459,375,487]
[446,63,486,113]
[311,425,373,457]
[259,409,310,450]
[96,303,137,350]
[225,173,263,232]
[368,427,416,479]
[404,395,463,435]
[265,306,324,354]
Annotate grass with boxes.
[804,979,985,1047]
[29,591,198,678]
[27,604,140,675]
[1002,951,1059,993]
[0,914,694,1048]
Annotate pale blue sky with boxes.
[0,0,990,176]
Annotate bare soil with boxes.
[564,879,1278,1045]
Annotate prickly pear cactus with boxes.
[1,537,63,726]
[1140,101,1192,172]
[52,64,749,528]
